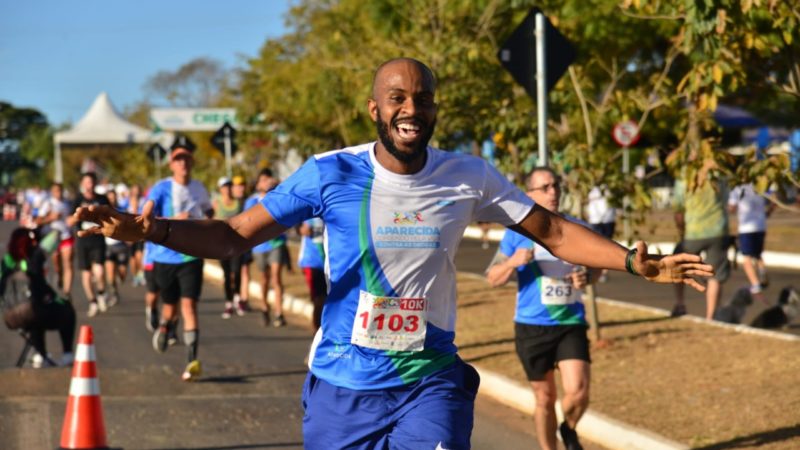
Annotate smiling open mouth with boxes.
[395,121,422,141]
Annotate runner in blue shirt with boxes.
[244,168,290,327]
[75,58,714,450]
[487,167,600,450]
[146,136,213,381]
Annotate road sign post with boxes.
[498,7,575,169]
[535,13,547,167]
[612,120,641,245]
[211,122,237,178]
[223,126,232,179]
[147,144,167,180]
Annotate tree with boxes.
[0,102,52,187]
[144,57,229,107]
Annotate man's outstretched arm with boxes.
[510,204,714,291]
[74,200,287,261]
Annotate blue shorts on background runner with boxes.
[302,358,479,450]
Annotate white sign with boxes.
[612,120,641,147]
[150,108,238,131]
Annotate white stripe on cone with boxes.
[75,343,96,362]
[69,378,101,397]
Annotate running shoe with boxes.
[261,311,270,327]
[107,293,119,308]
[145,307,159,332]
[181,360,202,381]
[87,302,99,318]
[221,302,234,319]
[167,324,179,346]
[272,314,287,328]
[153,326,169,353]
[235,300,249,316]
[559,422,584,450]
[97,293,108,312]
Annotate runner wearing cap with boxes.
[146,136,213,381]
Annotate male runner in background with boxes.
[146,136,213,381]
[487,167,599,450]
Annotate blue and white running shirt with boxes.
[298,218,325,270]
[497,215,589,327]
[244,193,287,253]
[261,142,534,390]
[147,178,212,264]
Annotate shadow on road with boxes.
[198,368,308,384]
[691,424,800,449]
[599,316,673,328]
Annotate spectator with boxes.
[1,228,76,368]
[672,162,730,319]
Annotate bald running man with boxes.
[74,58,713,450]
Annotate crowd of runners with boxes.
[2,138,324,382]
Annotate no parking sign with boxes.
[612,120,641,148]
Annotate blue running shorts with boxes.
[302,357,480,450]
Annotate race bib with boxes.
[541,277,580,305]
[351,291,427,352]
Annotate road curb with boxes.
[202,261,689,450]
[463,226,800,270]
[477,369,689,450]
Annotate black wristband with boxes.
[152,220,171,245]
[625,248,639,275]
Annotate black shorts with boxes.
[131,240,145,254]
[239,250,253,265]
[153,259,204,304]
[75,237,106,270]
[106,243,129,265]
[144,268,158,293]
[514,323,590,381]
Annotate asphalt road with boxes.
[1,220,592,450]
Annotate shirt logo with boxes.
[393,211,423,225]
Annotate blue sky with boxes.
[0,0,291,126]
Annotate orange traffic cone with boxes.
[59,325,109,449]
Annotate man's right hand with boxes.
[74,200,158,242]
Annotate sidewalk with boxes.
[204,259,693,450]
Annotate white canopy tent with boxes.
[53,92,170,181]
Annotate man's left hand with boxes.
[632,241,715,292]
